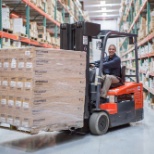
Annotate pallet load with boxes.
[0,48,86,134]
[12,18,26,37]
[30,22,38,40]
[2,7,10,30]
[138,17,146,41]
[37,26,46,42]
[36,0,46,10]
[150,11,154,32]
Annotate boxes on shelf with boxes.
[46,0,56,7]
[46,32,51,43]
[30,22,38,39]
[30,0,37,4]
[83,11,90,21]
[135,0,140,15]
[0,48,86,130]
[122,15,127,22]
[150,11,154,32]
[37,26,46,41]
[70,0,75,15]
[73,0,82,10]
[51,37,56,45]
[2,7,10,30]
[36,0,46,10]
[56,10,63,23]
[2,38,11,48]
[12,41,22,48]
[61,0,68,5]
[12,18,26,35]
[55,37,60,46]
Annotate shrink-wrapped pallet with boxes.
[0,48,86,132]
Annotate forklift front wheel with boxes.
[89,112,109,135]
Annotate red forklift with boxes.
[60,22,143,135]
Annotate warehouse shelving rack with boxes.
[0,0,85,48]
[119,0,154,104]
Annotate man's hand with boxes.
[90,63,95,67]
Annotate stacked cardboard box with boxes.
[46,0,55,18]
[37,26,46,41]
[55,37,60,46]
[36,0,46,10]
[70,0,75,15]
[51,37,56,45]
[30,22,38,38]
[56,10,63,23]
[135,0,140,15]
[150,11,154,32]
[0,48,86,131]
[30,0,37,4]
[138,17,146,40]
[2,38,11,48]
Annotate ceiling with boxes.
[80,0,121,21]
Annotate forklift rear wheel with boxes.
[89,112,109,135]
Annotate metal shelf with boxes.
[121,47,134,57]
[140,70,154,77]
[122,57,135,62]
[144,85,154,95]
[126,67,136,71]
[120,0,148,48]
[138,32,154,46]
[125,0,133,21]
[57,0,77,22]
[119,0,133,25]
[127,67,154,77]
[128,0,148,32]
[0,31,19,41]
[22,0,60,27]
[139,52,154,59]
[0,31,59,48]
[122,32,154,58]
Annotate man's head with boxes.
[108,44,116,57]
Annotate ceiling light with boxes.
[100,1,106,5]
[102,8,106,11]
[102,13,107,16]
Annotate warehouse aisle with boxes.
[0,102,154,154]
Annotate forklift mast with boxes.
[60,22,101,119]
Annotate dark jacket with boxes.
[95,54,121,77]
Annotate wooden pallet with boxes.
[30,36,37,41]
[0,123,49,134]
[16,33,28,38]
[0,122,80,135]
[3,28,13,34]
[38,38,47,43]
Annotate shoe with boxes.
[100,97,107,104]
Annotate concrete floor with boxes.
[0,102,154,154]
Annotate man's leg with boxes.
[100,75,119,98]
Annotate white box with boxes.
[13,18,25,34]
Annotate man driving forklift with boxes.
[94,44,122,103]
[60,21,143,135]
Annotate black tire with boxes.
[89,112,109,135]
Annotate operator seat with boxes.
[110,66,126,89]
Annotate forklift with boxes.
[60,22,143,135]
